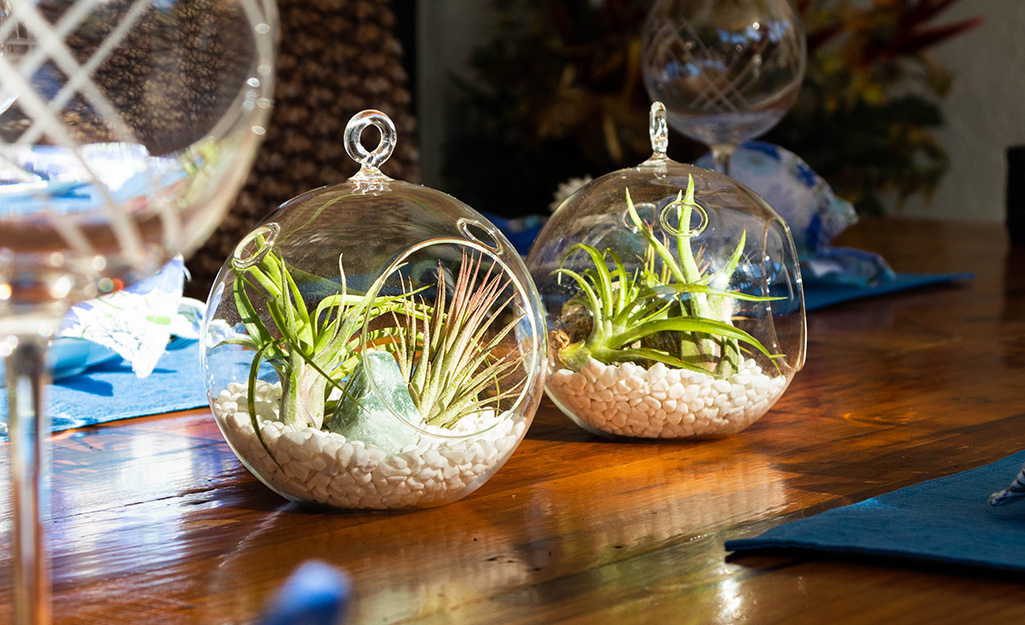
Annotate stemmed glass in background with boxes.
[642,0,806,175]
[0,0,276,623]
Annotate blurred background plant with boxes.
[445,0,652,217]
[448,0,979,217]
[766,0,981,215]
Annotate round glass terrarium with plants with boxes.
[201,110,547,509]
[526,102,806,439]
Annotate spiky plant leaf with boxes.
[386,249,527,428]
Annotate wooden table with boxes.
[3,218,1025,624]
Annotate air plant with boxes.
[226,241,393,435]
[226,234,527,452]
[553,176,782,379]
[386,249,527,429]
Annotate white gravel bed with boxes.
[213,380,526,509]
[548,358,786,438]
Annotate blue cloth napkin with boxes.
[0,341,208,439]
[725,450,1025,573]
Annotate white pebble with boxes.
[290,446,313,464]
[336,443,354,468]
[682,384,700,403]
[309,455,328,472]
[581,359,605,382]
[552,369,574,385]
[351,446,370,468]
[423,449,443,468]
[599,366,618,389]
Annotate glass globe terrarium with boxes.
[526,102,806,439]
[201,110,547,509]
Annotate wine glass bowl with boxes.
[642,0,806,173]
[0,1,276,623]
[0,0,276,303]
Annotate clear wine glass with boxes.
[0,0,276,623]
[642,0,806,175]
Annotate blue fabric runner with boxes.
[0,342,208,438]
[804,272,973,311]
[726,450,1025,573]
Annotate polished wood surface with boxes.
[3,217,1025,624]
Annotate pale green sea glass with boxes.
[326,350,423,454]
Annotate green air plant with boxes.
[554,177,782,379]
[386,249,527,429]
[227,243,393,435]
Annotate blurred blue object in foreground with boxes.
[257,560,351,625]
[697,142,895,287]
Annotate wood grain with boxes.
[2,217,1025,624]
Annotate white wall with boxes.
[900,1,1025,223]
[417,2,1025,222]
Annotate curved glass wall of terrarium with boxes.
[526,101,805,440]
[201,109,548,509]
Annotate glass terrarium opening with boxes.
[360,238,542,440]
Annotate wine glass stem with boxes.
[711,144,735,176]
[6,332,55,625]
